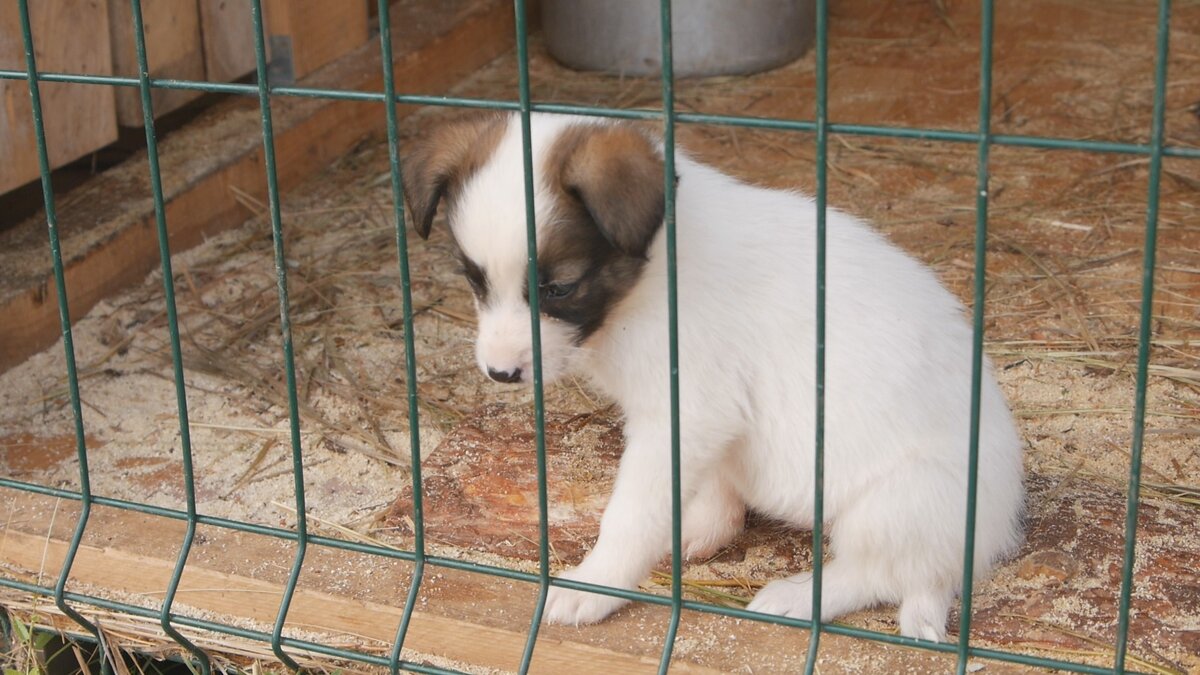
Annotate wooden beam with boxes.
[0,529,719,674]
[0,0,517,372]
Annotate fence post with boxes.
[15,4,105,670]
[1115,0,1172,670]
[377,2,430,673]
[956,1,996,672]
[803,0,830,672]
[127,0,211,671]
[248,0,310,668]
[511,2,553,672]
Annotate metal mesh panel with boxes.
[0,0,1187,673]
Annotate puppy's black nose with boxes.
[487,367,522,383]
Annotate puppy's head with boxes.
[403,114,665,385]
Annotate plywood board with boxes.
[0,526,721,674]
[200,0,368,84]
[197,0,260,83]
[0,0,118,195]
[107,0,206,126]
[262,0,370,82]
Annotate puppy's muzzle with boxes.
[487,366,523,384]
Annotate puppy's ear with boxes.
[558,125,666,259]
[401,115,506,239]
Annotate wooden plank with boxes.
[0,0,515,373]
[0,0,119,195]
[262,0,370,82]
[107,0,206,127]
[199,0,369,84]
[197,0,259,83]
[0,529,719,674]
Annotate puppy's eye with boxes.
[464,273,485,293]
[458,259,488,298]
[540,281,577,300]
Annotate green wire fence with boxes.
[0,0,1190,673]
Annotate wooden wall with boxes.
[0,0,369,196]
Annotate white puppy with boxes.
[402,112,1024,641]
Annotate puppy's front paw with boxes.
[746,576,814,619]
[543,567,629,626]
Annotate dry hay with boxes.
[1,0,1199,672]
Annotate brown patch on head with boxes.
[532,122,668,343]
[544,123,666,259]
[401,113,508,239]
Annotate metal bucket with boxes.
[541,0,815,77]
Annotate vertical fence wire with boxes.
[126,1,211,672]
[248,0,308,668]
[511,2,553,672]
[15,3,107,667]
[655,0,683,673]
[376,2,429,673]
[956,1,995,672]
[803,0,830,672]
[1115,0,1171,670]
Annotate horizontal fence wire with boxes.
[3,68,1200,159]
[0,569,1125,675]
[2,0,1194,673]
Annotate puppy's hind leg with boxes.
[832,460,963,642]
[899,585,954,642]
[680,455,746,560]
[746,559,880,623]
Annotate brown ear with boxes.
[557,125,666,259]
[401,114,507,239]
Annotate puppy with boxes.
[402,112,1024,641]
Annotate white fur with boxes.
[443,113,1024,640]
